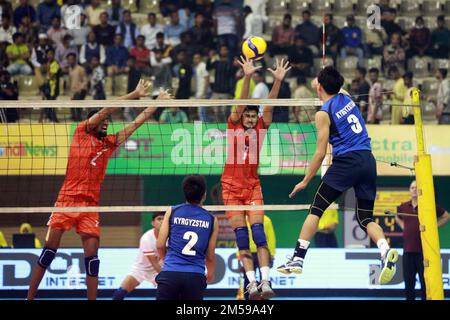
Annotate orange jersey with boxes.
[57,120,118,202]
[221,116,268,188]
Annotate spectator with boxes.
[164,11,186,47]
[140,13,164,50]
[428,69,450,124]
[173,50,193,101]
[288,36,313,78]
[0,69,19,123]
[150,48,172,118]
[47,16,67,48]
[315,208,339,248]
[124,56,141,121]
[431,15,450,59]
[31,33,52,88]
[401,72,415,124]
[0,14,16,44]
[321,13,341,64]
[364,14,387,57]
[89,55,106,100]
[353,67,370,118]
[129,35,150,75]
[17,15,38,47]
[19,223,42,249]
[67,13,91,49]
[6,32,32,76]
[207,45,238,122]
[381,8,403,41]
[0,0,13,22]
[67,52,88,121]
[107,0,124,27]
[55,34,78,73]
[60,0,77,28]
[116,10,140,49]
[39,48,59,122]
[13,0,37,28]
[189,12,213,56]
[340,15,364,67]
[294,10,320,55]
[383,32,405,76]
[85,0,103,27]
[407,16,431,59]
[367,67,383,124]
[293,75,314,123]
[389,66,406,125]
[106,34,129,76]
[243,5,264,39]
[36,0,60,32]
[159,107,188,124]
[213,0,241,57]
[159,0,180,17]
[244,0,267,19]
[79,31,105,70]
[171,31,195,64]
[395,180,449,300]
[153,32,173,60]
[192,52,211,122]
[272,79,291,123]
[93,12,116,47]
[271,13,295,56]
[250,68,269,116]
[178,6,194,30]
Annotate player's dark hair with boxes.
[317,66,344,95]
[152,212,164,220]
[244,105,259,113]
[183,175,206,204]
[356,66,366,77]
[403,71,414,80]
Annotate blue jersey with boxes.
[319,93,371,157]
[163,203,215,274]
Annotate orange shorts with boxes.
[47,195,100,238]
[222,183,264,218]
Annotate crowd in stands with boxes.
[0,0,449,124]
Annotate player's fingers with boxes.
[283,60,290,69]
[280,58,284,67]
[254,65,262,70]
[285,66,292,72]
[267,68,275,74]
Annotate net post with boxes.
[412,88,444,300]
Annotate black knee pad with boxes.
[38,247,57,269]
[85,255,100,277]
[309,183,342,218]
[356,198,375,231]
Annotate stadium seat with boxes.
[397,17,415,31]
[310,0,334,14]
[364,56,382,70]
[133,13,148,28]
[431,59,450,73]
[334,0,357,15]
[290,0,311,12]
[422,0,444,15]
[314,57,334,73]
[16,75,40,97]
[122,0,138,13]
[337,57,358,76]
[267,0,289,14]
[421,78,439,97]
[424,17,437,30]
[408,57,431,78]
[265,15,284,35]
[139,0,160,14]
[114,75,129,96]
[333,15,347,28]
[105,76,114,97]
[398,0,423,16]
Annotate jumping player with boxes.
[221,57,291,299]
[112,212,165,300]
[156,175,219,300]
[277,66,398,285]
[26,81,172,300]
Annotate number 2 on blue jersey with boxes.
[182,231,198,256]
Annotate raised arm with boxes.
[206,216,219,284]
[87,79,152,132]
[156,207,172,260]
[289,111,330,198]
[230,56,262,124]
[116,88,172,145]
[263,58,291,127]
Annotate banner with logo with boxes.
[1,248,449,290]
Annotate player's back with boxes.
[320,93,371,157]
[163,203,215,274]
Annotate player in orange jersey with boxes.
[26,80,172,300]
[221,57,290,300]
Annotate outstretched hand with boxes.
[133,79,152,98]
[267,58,291,82]
[289,180,308,198]
[237,55,262,77]
[156,88,172,100]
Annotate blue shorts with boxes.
[322,150,377,201]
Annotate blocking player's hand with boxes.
[133,79,152,98]
[267,58,292,81]
[237,55,262,77]
[289,180,308,198]
[156,87,172,100]
[206,272,214,284]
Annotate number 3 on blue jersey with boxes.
[347,114,363,134]
[182,231,198,256]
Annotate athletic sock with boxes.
[246,271,256,283]
[260,266,270,281]
[293,239,310,261]
[112,287,128,300]
[377,238,390,259]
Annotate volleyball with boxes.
[242,36,267,60]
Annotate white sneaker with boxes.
[258,280,275,300]
[245,281,260,300]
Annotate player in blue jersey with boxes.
[277,66,398,285]
[156,175,219,300]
